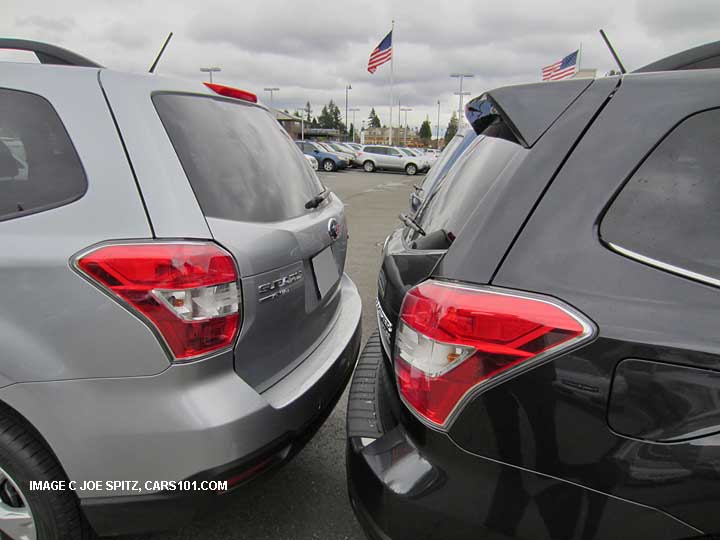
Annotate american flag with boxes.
[542,50,579,81]
[367,30,393,74]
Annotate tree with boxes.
[349,123,354,141]
[304,101,313,123]
[419,116,432,143]
[368,107,381,128]
[317,100,346,132]
[444,111,458,143]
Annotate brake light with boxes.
[204,82,258,103]
[394,280,593,428]
[75,242,241,361]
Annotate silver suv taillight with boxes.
[74,241,241,361]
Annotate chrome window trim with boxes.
[607,242,720,289]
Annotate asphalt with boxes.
[122,169,418,540]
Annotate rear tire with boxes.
[363,160,376,173]
[0,411,90,540]
[405,163,418,176]
[322,159,336,172]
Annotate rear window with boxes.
[601,109,720,284]
[413,135,523,240]
[154,94,322,223]
[0,88,86,222]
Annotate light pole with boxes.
[349,108,360,142]
[263,87,280,109]
[450,73,474,125]
[200,66,221,83]
[344,84,352,141]
[436,100,441,149]
[400,107,412,146]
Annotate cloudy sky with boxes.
[2,0,719,132]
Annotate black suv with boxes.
[347,42,720,539]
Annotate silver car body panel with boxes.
[0,64,167,384]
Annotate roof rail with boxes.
[0,39,102,68]
[634,40,720,73]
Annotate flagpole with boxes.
[389,19,394,146]
[578,42,583,73]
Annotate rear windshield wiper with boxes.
[398,213,426,236]
[305,188,329,209]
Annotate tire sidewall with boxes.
[323,159,336,172]
[406,164,417,176]
[363,160,375,172]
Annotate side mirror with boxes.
[314,150,319,154]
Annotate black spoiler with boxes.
[465,78,593,148]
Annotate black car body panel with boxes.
[350,66,720,538]
[347,336,700,540]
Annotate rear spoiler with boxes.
[465,78,593,148]
[634,40,720,73]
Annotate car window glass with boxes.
[154,94,322,223]
[414,136,523,240]
[601,109,720,283]
[0,89,87,222]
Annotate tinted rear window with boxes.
[601,109,720,283]
[154,94,322,223]
[413,136,523,239]
[0,89,86,222]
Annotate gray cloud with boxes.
[2,0,719,129]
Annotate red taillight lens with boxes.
[394,280,593,428]
[75,242,241,361]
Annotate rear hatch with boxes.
[101,72,347,392]
[153,93,348,392]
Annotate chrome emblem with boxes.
[327,218,341,241]
[258,270,303,303]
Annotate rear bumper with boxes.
[1,275,361,536]
[346,334,700,540]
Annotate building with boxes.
[572,68,597,79]
[271,108,303,139]
[360,126,428,147]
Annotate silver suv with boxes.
[357,145,425,175]
[0,40,361,538]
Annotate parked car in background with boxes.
[345,142,363,152]
[409,127,478,211]
[347,41,720,539]
[296,140,349,171]
[399,147,431,172]
[357,144,425,175]
[0,39,362,539]
[304,153,319,171]
[326,142,359,166]
[317,141,355,167]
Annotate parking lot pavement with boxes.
[122,169,417,540]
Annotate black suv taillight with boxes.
[74,242,241,361]
[394,280,594,428]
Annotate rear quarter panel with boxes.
[457,70,720,533]
[0,65,166,384]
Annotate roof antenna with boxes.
[149,32,173,74]
[599,29,627,74]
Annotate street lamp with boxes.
[349,107,360,142]
[200,66,221,83]
[400,107,412,146]
[263,87,280,109]
[345,84,352,141]
[450,73,474,125]
[436,100,441,149]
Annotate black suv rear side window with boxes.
[154,94,322,223]
[413,135,523,240]
[0,89,86,222]
[601,110,720,285]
